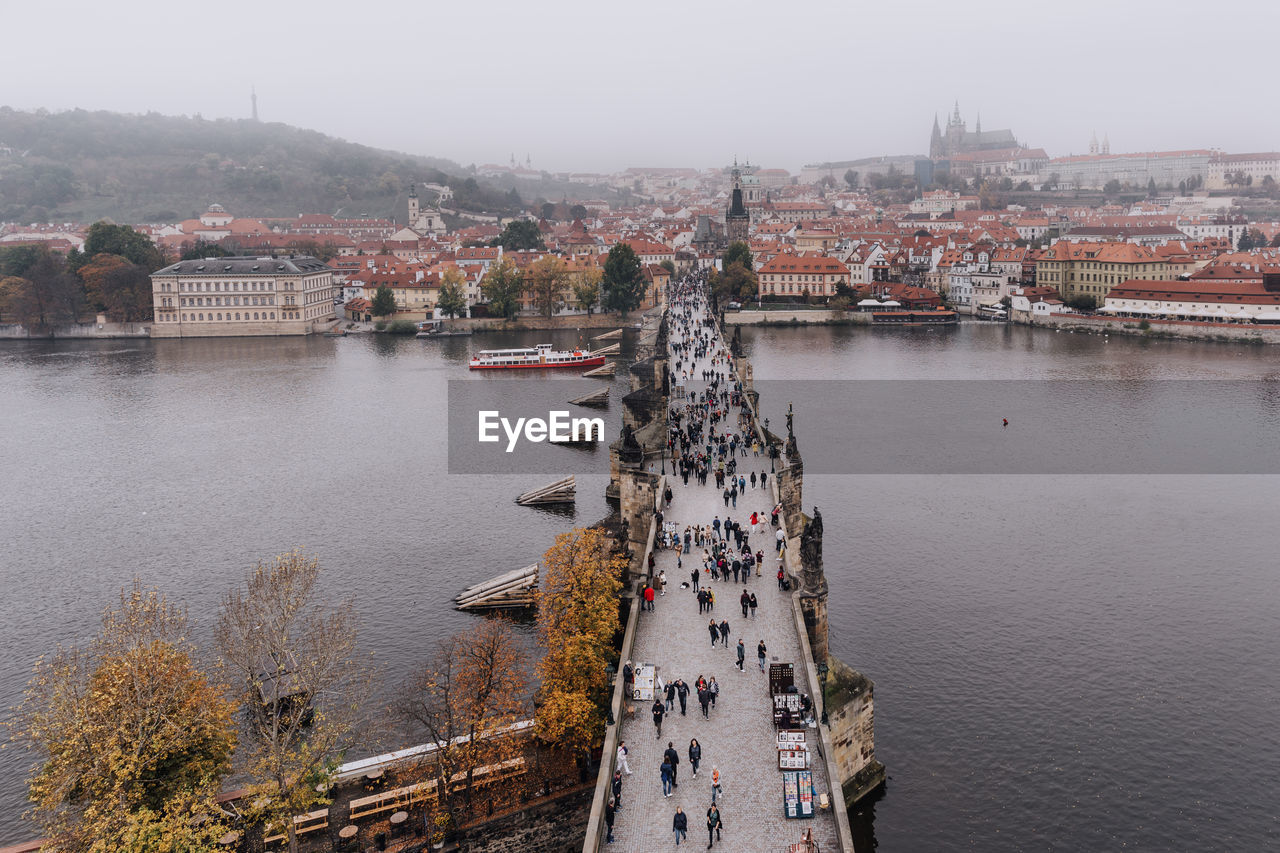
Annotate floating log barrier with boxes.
[594,342,621,356]
[582,361,616,377]
[516,475,576,506]
[455,563,538,611]
[592,328,624,341]
[569,388,610,408]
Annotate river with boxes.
[0,321,1278,849]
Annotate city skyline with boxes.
[1,0,1274,173]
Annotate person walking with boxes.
[664,741,681,788]
[749,592,758,618]
[697,685,711,719]
[708,676,719,708]
[652,698,665,738]
[736,639,745,671]
[707,619,719,649]
[659,570,668,596]
[605,796,616,844]
[665,679,676,712]
[677,678,690,715]
[661,756,674,798]
[612,770,624,811]
[757,640,768,672]
[710,767,723,804]
[688,738,702,778]
[691,566,700,592]
[673,806,688,846]
[616,740,632,775]
[739,589,750,619]
[706,802,724,848]
[776,527,785,553]
[777,565,786,590]
[644,584,656,611]
[718,619,730,648]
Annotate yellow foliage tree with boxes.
[533,527,624,756]
[9,582,237,853]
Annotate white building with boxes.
[151,256,335,337]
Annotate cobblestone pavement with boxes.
[607,301,839,852]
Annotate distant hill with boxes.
[0,107,576,224]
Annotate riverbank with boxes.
[0,321,149,339]
[1012,311,1280,344]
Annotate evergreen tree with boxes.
[371,283,397,317]
[600,243,645,315]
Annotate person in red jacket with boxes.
[643,584,656,611]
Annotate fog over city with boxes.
[2,0,1273,171]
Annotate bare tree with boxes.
[397,618,529,832]
[215,550,375,853]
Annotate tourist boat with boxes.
[469,343,606,370]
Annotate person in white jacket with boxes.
[616,740,632,774]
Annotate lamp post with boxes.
[817,661,829,727]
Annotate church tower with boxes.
[725,164,750,244]
[1089,131,1099,155]
[407,183,419,227]
[930,114,944,159]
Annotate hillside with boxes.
[0,108,599,224]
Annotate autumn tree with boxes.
[9,582,237,853]
[721,241,753,272]
[600,243,645,315]
[397,618,528,827]
[711,262,757,303]
[526,254,569,318]
[572,268,601,316]
[436,267,468,318]
[533,528,624,758]
[215,550,374,853]
[0,247,81,325]
[79,253,154,321]
[371,283,397,317]
[480,257,524,320]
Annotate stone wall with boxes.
[825,659,886,807]
[459,787,594,853]
[723,310,869,326]
[0,321,149,339]
[1013,310,1280,344]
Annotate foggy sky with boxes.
[3,0,1274,174]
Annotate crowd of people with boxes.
[607,276,791,849]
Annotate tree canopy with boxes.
[492,219,545,251]
[526,255,568,317]
[534,528,624,756]
[371,283,397,317]
[216,550,372,853]
[600,243,646,315]
[480,257,524,320]
[9,582,237,853]
[436,267,467,318]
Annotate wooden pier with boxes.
[592,328,623,341]
[569,388,610,408]
[455,564,538,610]
[593,342,621,356]
[582,361,616,377]
[516,475,576,505]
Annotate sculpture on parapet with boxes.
[800,507,823,570]
[786,402,794,438]
[619,424,643,464]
